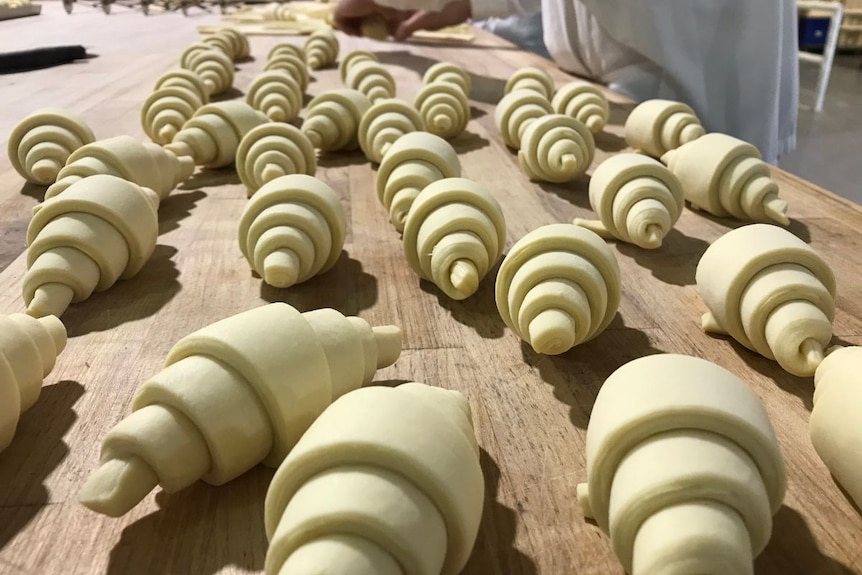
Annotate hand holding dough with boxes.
[239,174,345,288]
[696,223,836,376]
[574,153,683,249]
[302,89,372,152]
[246,70,303,123]
[181,46,234,97]
[345,60,396,103]
[164,101,268,168]
[517,113,594,183]
[423,62,471,96]
[268,42,305,64]
[663,132,789,225]
[0,313,66,452]
[403,177,506,300]
[265,53,309,93]
[8,108,95,185]
[580,354,786,575]
[79,303,402,518]
[24,174,159,319]
[504,66,555,99]
[496,224,620,355]
[625,99,704,158]
[414,82,469,140]
[264,382,483,575]
[339,50,377,83]
[142,70,209,146]
[237,124,317,195]
[376,132,461,231]
[358,98,424,163]
[552,81,608,134]
[304,29,339,70]
[495,89,553,149]
[360,13,389,39]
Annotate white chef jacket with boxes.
[376,0,798,163]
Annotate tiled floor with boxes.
[780,55,862,204]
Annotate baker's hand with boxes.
[333,0,408,37]
[392,0,471,41]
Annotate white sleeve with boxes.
[374,0,541,21]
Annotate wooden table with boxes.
[2,4,862,574]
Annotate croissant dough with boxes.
[304,29,339,70]
[24,174,159,319]
[517,113,595,183]
[8,108,96,185]
[345,60,396,103]
[414,83,470,140]
[625,99,705,158]
[302,89,372,152]
[696,223,836,377]
[202,28,249,61]
[0,313,66,452]
[181,46,234,96]
[504,66,555,99]
[358,98,424,163]
[46,135,194,202]
[360,13,389,40]
[238,174,346,288]
[79,303,402,518]
[663,133,789,226]
[552,81,608,134]
[142,70,209,146]
[265,53,310,93]
[403,177,506,300]
[810,346,862,511]
[574,153,683,249]
[264,382,483,575]
[269,42,306,64]
[237,124,317,195]
[495,89,553,149]
[423,62,471,96]
[496,224,620,355]
[164,101,268,168]
[580,354,786,575]
[376,132,461,231]
[246,70,303,123]
[339,50,377,83]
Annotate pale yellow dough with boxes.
[202,28,250,61]
[517,113,594,183]
[246,70,303,123]
[302,89,372,151]
[24,174,159,319]
[237,123,317,195]
[142,70,209,146]
[496,223,620,355]
[78,302,403,518]
[238,174,346,288]
[422,62,471,96]
[181,46,234,97]
[360,13,389,40]
[0,313,67,452]
[264,382,483,575]
[574,153,683,249]
[810,346,862,511]
[265,52,310,92]
[414,82,469,140]
[663,132,789,226]
[46,135,194,202]
[304,29,339,70]
[624,99,705,158]
[339,49,377,83]
[551,81,608,134]
[494,89,553,149]
[268,42,305,64]
[376,132,461,231]
[696,223,836,376]
[164,101,268,168]
[504,66,555,99]
[580,354,786,575]
[358,98,424,163]
[8,108,96,185]
[345,60,396,103]
[403,177,506,301]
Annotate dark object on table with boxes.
[0,45,91,74]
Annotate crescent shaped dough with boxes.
[358,98,424,163]
[182,47,234,97]
[696,223,836,377]
[8,108,96,185]
[414,82,470,140]
[580,354,786,575]
[494,89,553,149]
[422,62,471,96]
[625,99,705,158]
[246,70,303,123]
[345,60,396,103]
[268,42,306,64]
[237,123,317,196]
[302,89,372,152]
[504,66,555,99]
[304,29,339,70]
[265,53,310,92]
[495,223,620,355]
[142,88,206,147]
[551,81,609,134]
[202,33,236,61]
[517,113,595,183]
[153,69,209,103]
[202,28,249,61]
[78,303,403,518]
[339,50,377,83]
[264,382,483,575]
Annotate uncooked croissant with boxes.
[265,53,309,93]
[142,70,209,146]
[574,153,683,249]
[46,135,194,202]
[304,29,339,70]
[339,49,377,83]
[201,33,236,61]
[239,174,345,288]
[810,346,862,511]
[625,99,705,158]
[414,83,469,140]
[237,124,317,196]
[696,224,836,377]
[264,382,483,575]
[79,302,402,517]
[164,101,268,168]
[24,174,159,319]
[246,70,303,123]
[579,354,786,575]
[376,132,461,231]
[345,60,395,103]
[422,62,471,96]
[181,46,234,96]
[496,224,620,355]
[357,98,424,163]
[663,133,789,226]
[179,42,212,69]
[504,66,555,99]
[403,177,506,300]
[302,89,372,151]
[552,81,608,134]
[153,68,209,103]
[202,28,249,61]
[517,113,594,183]
[268,42,305,64]
[8,108,96,185]
[0,313,66,452]
[494,89,553,149]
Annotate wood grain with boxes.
[1,4,862,574]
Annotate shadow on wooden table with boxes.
[616,227,712,287]
[725,339,817,411]
[179,167,241,190]
[158,189,207,235]
[317,150,370,169]
[594,130,628,153]
[756,505,853,573]
[607,102,636,127]
[210,86,245,102]
[462,448,538,575]
[538,175,591,210]
[0,380,84,551]
[684,207,812,244]
[18,181,47,201]
[106,468,272,575]
[451,129,491,154]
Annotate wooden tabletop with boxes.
[2,3,862,574]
